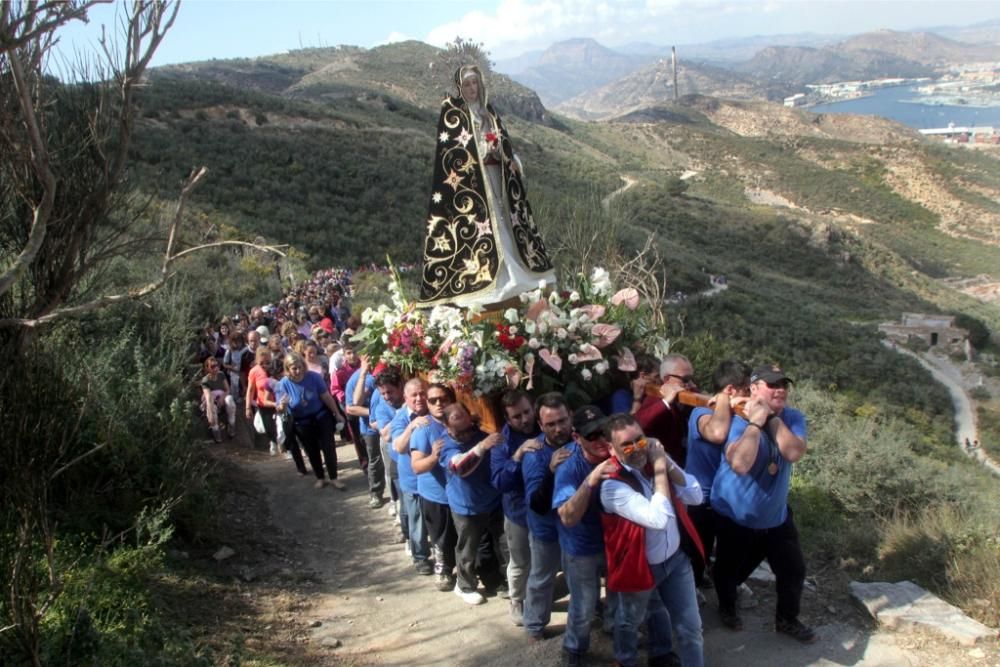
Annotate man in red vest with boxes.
[600,413,705,667]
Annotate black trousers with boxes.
[256,405,279,444]
[713,508,805,622]
[688,502,717,586]
[348,415,368,471]
[294,410,339,480]
[452,507,509,593]
[422,497,458,576]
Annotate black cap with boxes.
[750,365,792,385]
[573,405,607,438]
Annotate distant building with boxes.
[879,313,968,352]
[784,93,807,107]
[919,125,998,145]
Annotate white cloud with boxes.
[381,31,411,45]
[423,0,777,57]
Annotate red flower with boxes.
[485,131,498,145]
[496,324,526,352]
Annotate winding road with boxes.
[884,341,1000,477]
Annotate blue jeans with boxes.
[562,551,605,655]
[614,550,703,667]
[402,491,430,562]
[522,534,561,636]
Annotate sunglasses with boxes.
[666,374,695,384]
[619,437,648,456]
[427,396,449,405]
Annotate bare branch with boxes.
[51,443,107,481]
[0,33,58,301]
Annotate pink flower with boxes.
[576,343,603,362]
[577,304,606,321]
[525,298,549,322]
[590,323,622,348]
[617,347,637,372]
[539,348,562,373]
[611,288,640,310]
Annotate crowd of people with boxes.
[197,270,817,666]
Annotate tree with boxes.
[0,1,284,332]
[0,3,282,662]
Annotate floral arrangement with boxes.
[356,267,670,404]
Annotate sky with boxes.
[55,0,1000,68]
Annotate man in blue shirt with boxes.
[370,369,405,543]
[553,405,616,667]
[521,392,574,641]
[390,378,433,575]
[411,383,458,591]
[490,389,542,626]
[439,402,507,606]
[685,359,750,588]
[711,365,815,644]
[344,356,385,508]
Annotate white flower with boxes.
[504,308,519,323]
[568,353,579,364]
[595,361,609,375]
[519,292,531,303]
[538,279,548,290]
[590,267,613,295]
[536,321,549,335]
[423,336,433,345]
[569,291,581,302]
[467,303,483,316]
[381,333,389,343]
[580,368,593,381]
[556,328,568,340]
[528,338,541,349]
[509,325,518,335]
[524,320,536,335]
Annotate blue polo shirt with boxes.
[411,418,449,505]
[711,408,807,530]
[686,406,723,503]
[390,407,420,494]
[277,371,328,421]
[552,442,605,557]
[521,437,563,543]
[440,429,501,516]
[490,424,540,526]
[370,391,400,460]
[344,369,377,435]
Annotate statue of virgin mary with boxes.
[419,65,555,308]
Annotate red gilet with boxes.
[600,457,705,593]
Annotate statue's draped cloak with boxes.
[419,93,553,306]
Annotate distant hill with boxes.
[155,41,555,126]
[629,33,843,64]
[927,18,1000,46]
[555,59,790,120]
[837,29,1000,65]
[501,38,656,106]
[732,44,934,86]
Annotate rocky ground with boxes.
[169,432,999,666]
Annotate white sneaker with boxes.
[737,583,758,610]
[453,583,485,605]
[282,451,293,461]
[269,442,277,456]
[405,542,412,558]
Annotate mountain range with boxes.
[496,28,1000,117]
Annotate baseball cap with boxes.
[750,365,792,385]
[573,405,608,439]
[255,325,271,343]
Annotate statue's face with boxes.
[461,75,479,103]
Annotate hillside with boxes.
[503,38,656,106]
[733,45,934,86]
[555,60,790,120]
[839,29,1000,65]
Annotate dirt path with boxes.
[206,438,995,666]
[884,342,1000,477]
[601,175,637,211]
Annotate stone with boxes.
[213,546,236,561]
[850,580,998,646]
[749,562,775,583]
[309,620,322,628]
[320,637,342,648]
